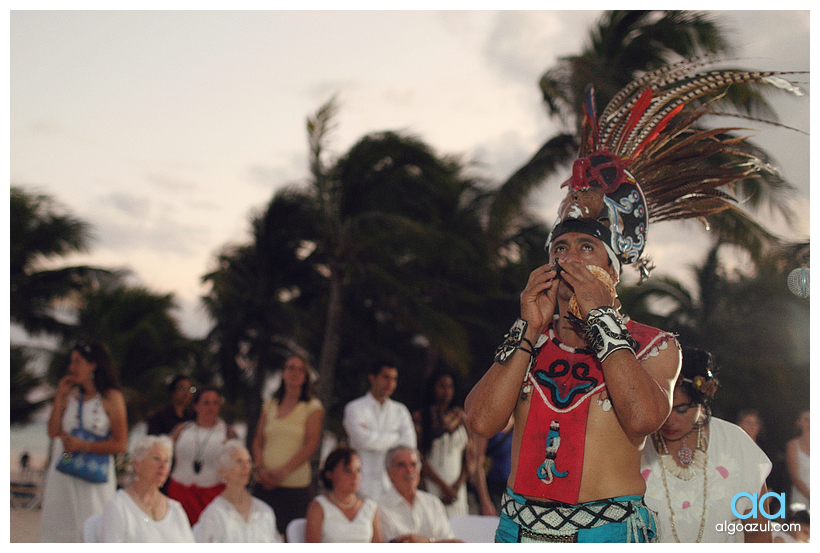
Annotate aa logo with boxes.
[730,492,786,520]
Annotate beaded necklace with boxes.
[654,423,709,542]
[330,492,357,510]
[655,424,707,480]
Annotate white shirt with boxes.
[343,392,417,499]
[99,489,195,542]
[377,484,455,542]
[193,495,282,543]
[642,418,771,543]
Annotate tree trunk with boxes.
[316,265,344,412]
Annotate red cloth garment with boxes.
[513,320,675,504]
[166,478,225,525]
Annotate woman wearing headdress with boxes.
[641,347,772,542]
[40,341,128,542]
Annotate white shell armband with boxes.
[494,318,533,365]
[584,306,638,361]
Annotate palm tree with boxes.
[490,10,799,266]
[203,97,498,426]
[317,127,494,401]
[10,346,49,425]
[201,189,325,438]
[10,186,110,335]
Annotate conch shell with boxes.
[568,265,617,318]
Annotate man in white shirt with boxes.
[343,361,417,499]
[377,446,459,543]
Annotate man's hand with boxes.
[557,259,615,318]
[520,264,560,333]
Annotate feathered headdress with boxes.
[547,56,806,280]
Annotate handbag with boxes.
[55,391,111,484]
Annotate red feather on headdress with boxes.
[553,56,807,280]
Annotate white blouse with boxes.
[99,489,195,542]
[193,495,283,542]
[641,418,771,543]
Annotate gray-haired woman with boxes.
[193,440,283,542]
[97,435,194,542]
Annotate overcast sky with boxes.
[10,9,811,340]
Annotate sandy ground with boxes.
[10,507,41,543]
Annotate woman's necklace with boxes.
[129,486,162,521]
[330,492,356,510]
[654,422,709,542]
[655,424,707,481]
[193,423,216,474]
[658,452,708,543]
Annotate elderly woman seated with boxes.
[193,439,283,542]
[98,434,194,542]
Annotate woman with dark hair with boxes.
[736,408,764,443]
[641,347,772,542]
[305,447,382,543]
[40,341,128,542]
[167,385,237,526]
[252,354,324,535]
[413,370,469,517]
[147,374,195,436]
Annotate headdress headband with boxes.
[546,56,806,280]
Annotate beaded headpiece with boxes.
[546,57,805,281]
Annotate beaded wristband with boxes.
[584,306,638,361]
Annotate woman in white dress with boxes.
[193,440,283,542]
[413,370,469,518]
[641,348,772,543]
[785,409,810,511]
[40,341,128,542]
[98,435,194,542]
[305,447,383,542]
[167,386,237,525]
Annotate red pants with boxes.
[166,478,225,525]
